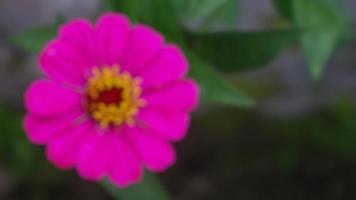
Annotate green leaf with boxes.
[189,29,300,72]
[186,50,255,107]
[273,0,294,21]
[174,0,239,29]
[213,0,239,27]
[11,26,56,53]
[176,0,227,19]
[292,0,349,79]
[273,0,350,79]
[11,16,63,53]
[106,0,183,42]
[102,172,169,200]
[0,106,42,176]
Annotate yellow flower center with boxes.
[86,65,145,128]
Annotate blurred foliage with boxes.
[310,100,356,157]
[104,0,183,42]
[103,172,169,200]
[0,106,39,175]
[274,0,350,79]
[273,0,294,21]
[189,29,300,72]
[11,16,64,53]
[294,0,349,79]
[174,0,232,20]
[187,51,254,106]
[0,106,87,199]
[173,0,239,28]
[11,26,56,53]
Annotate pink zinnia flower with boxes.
[23,13,199,187]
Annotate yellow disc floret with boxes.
[86,65,145,128]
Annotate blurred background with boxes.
[0,0,356,199]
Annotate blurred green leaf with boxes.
[308,101,356,157]
[175,0,237,20]
[293,0,349,79]
[190,29,300,72]
[274,0,349,79]
[102,172,169,200]
[0,106,43,176]
[11,16,64,53]
[174,0,239,29]
[11,26,56,53]
[212,0,239,27]
[106,0,183,42]
[273,0,294,21]
[175,0,226,19]
[187,50,255,107]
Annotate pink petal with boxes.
[122,24,164,72]
[137,108,190,141]
[96,13,130,66]
[25,80,82,116]
[23,111,83,145]
[58,18,98,71]
[77,133,109,181]
[128,127,176,172]
[40,38,88,85]
[138,45,188,89]
[143,79,199,112]
[107,134,143,188]
[46,121,92,170]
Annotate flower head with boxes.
[23,12,199,187]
